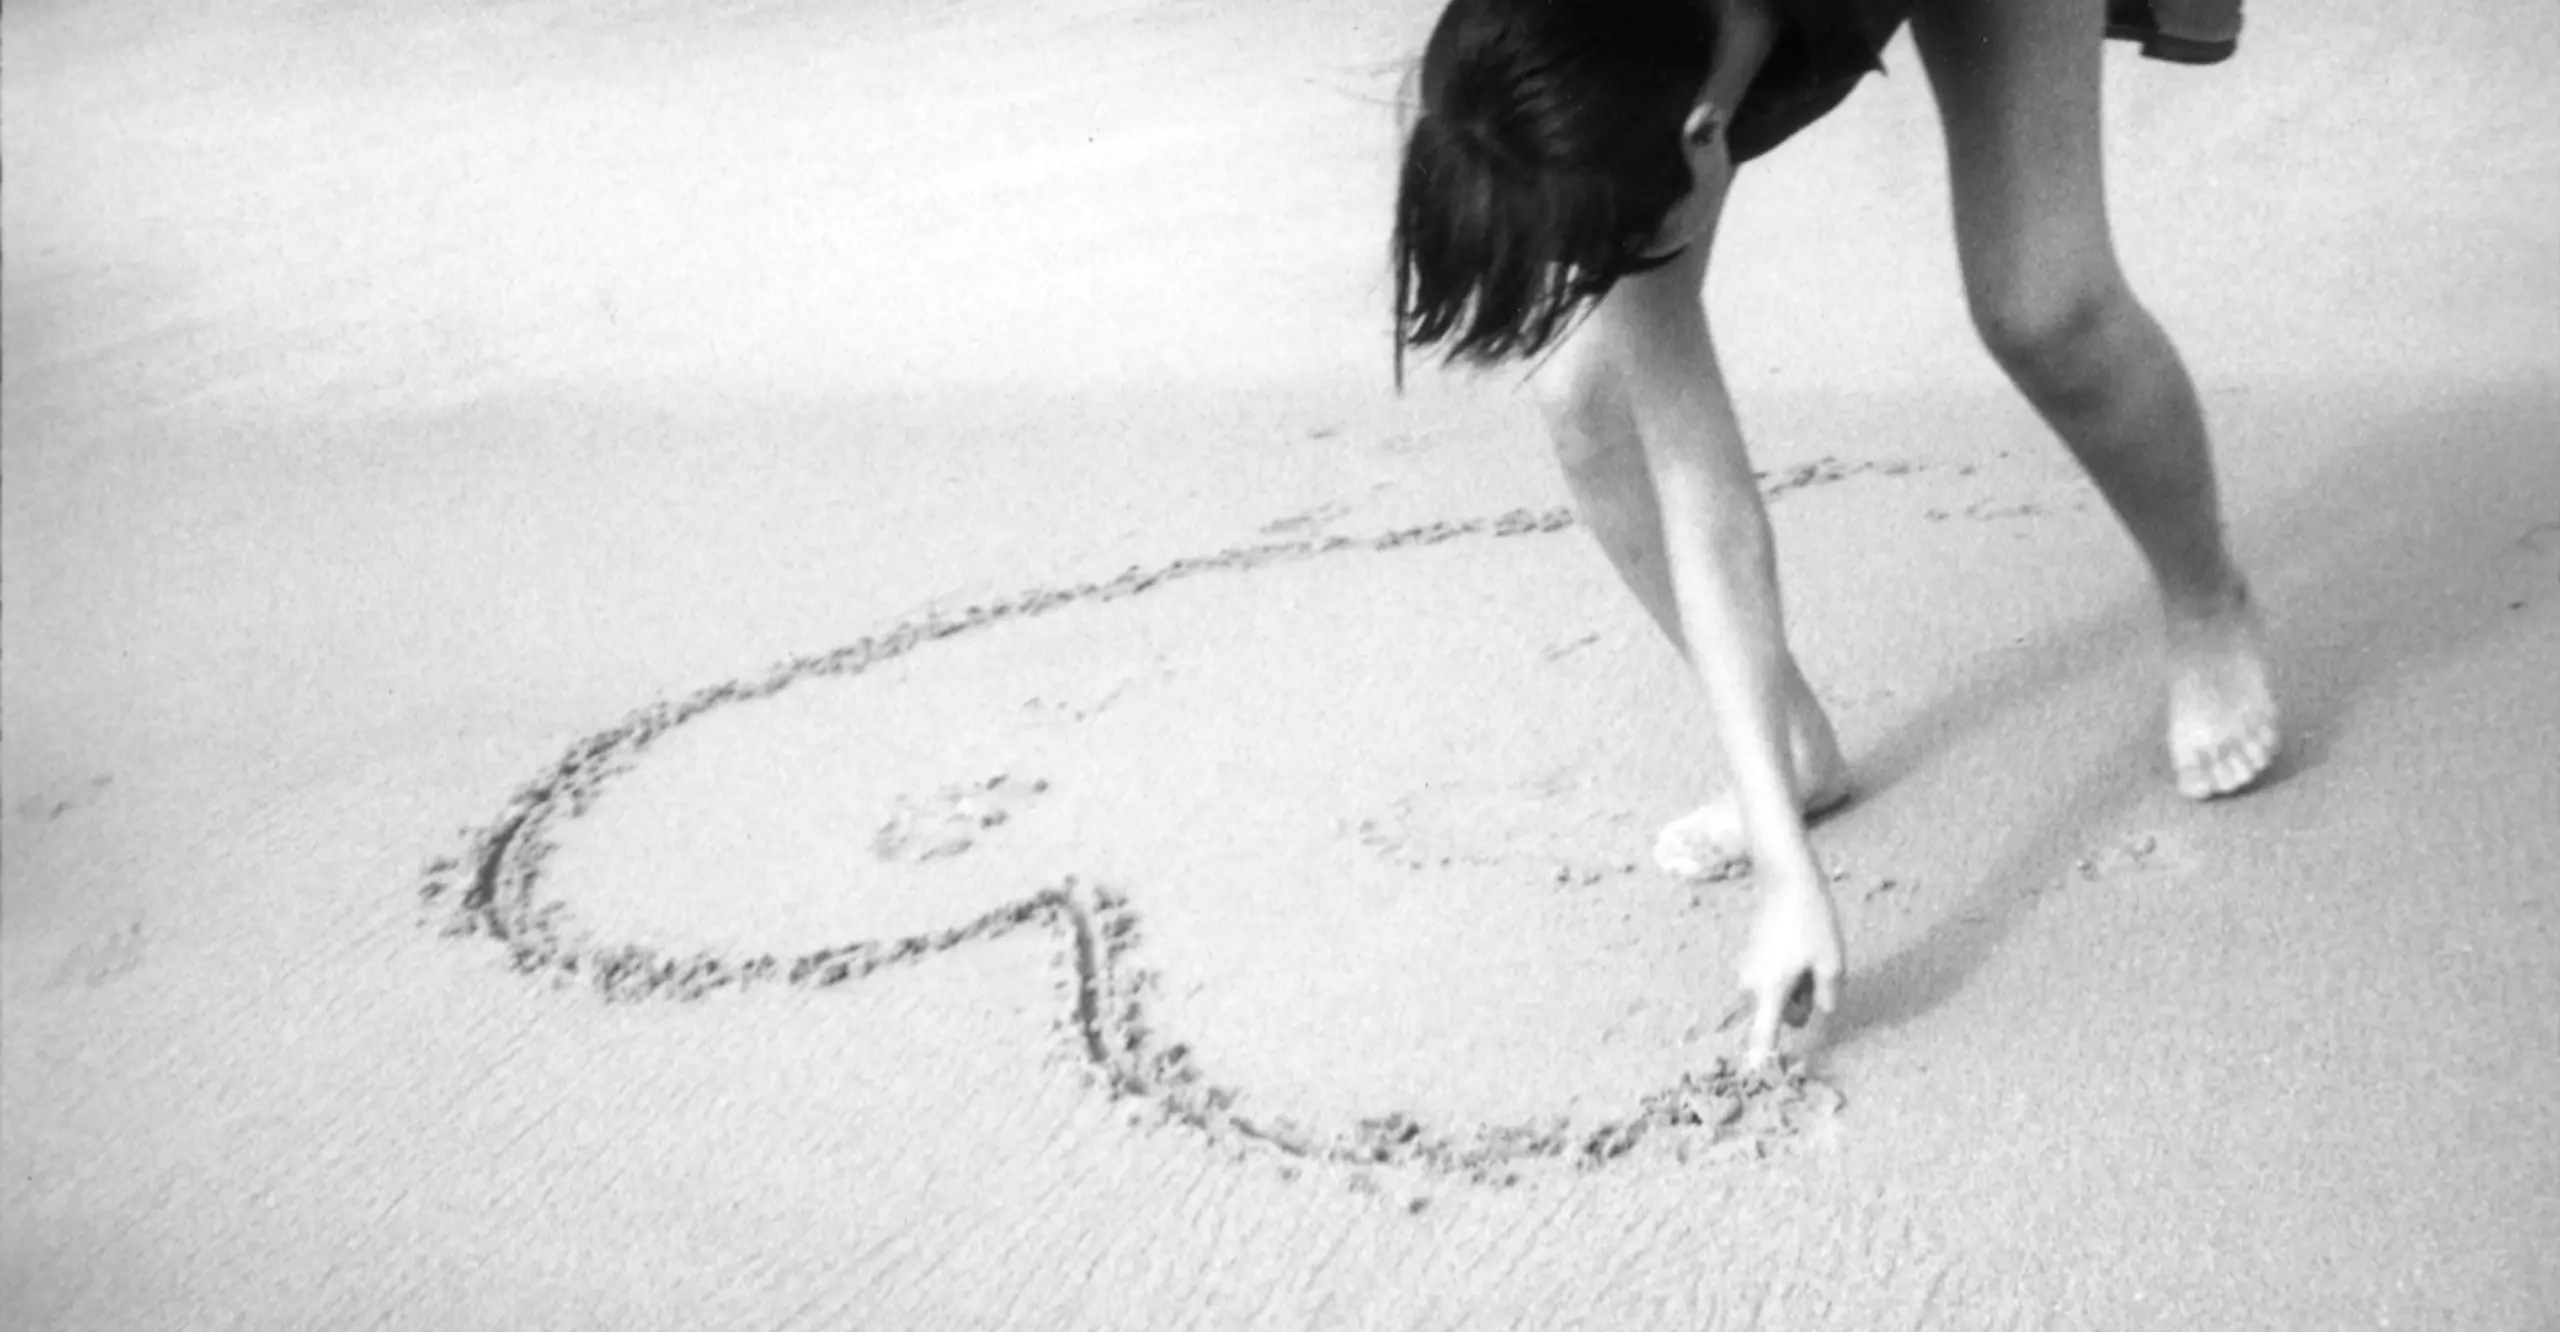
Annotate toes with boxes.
[2178,715,2281,800]
[2222,712,2281,790]
[2176,743,2241,800]
[2163,610,2280,800]
[1655,802,1748,878]
[1653,781,1858,877]
[2226,724,2280,793]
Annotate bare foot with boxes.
[1653,699,1854,879]
[2165,588,2280,799]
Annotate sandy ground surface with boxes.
[6,0,2558,1327]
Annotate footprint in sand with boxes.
[1021,664,1177,728]
[49,917,146,991]
[2068,830,2184,885]
[871,774,1050,864]
[1349,778,1639,883]
[1021,681,1129,726]
[13,775,113,824]
[1541,631,1602,661]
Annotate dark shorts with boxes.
[1729,0,1915,163]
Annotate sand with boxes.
[6,0,2558,1327]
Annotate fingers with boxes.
[1743,969,1841,1068]
[1740,963,1802,1065]
[1744,973,1791,1068]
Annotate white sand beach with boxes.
[6,1,2557,1327]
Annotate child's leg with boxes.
[1912,0,2278,799]
[1531,324,1851,874]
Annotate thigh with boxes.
[1909,0,2124,320]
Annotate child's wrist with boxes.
[1755,844,1827,900]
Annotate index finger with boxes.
[1745,975,1792,1068]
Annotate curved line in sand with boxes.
[418,503,1848,1183]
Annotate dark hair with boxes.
[1392,0,1713,384]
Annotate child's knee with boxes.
[1531,340,1627,477]
[1968,275,2136,411]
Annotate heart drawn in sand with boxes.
[420,506,1853,1189]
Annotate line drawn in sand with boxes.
[421,499,1889,1189]
[1257,499,1354,536]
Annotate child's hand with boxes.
[1684,101,1729,151]
[1651,105,1736,257]
[1735,872,1845,1068]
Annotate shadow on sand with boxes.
[1834,377,2560,1044]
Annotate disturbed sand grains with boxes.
[421,499,1870,1184]
[871,772,1051,864]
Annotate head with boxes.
[1392,0,1714,384]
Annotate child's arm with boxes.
[1696,0,1780,126]
[1619,279,1844,1064]
[1603,134,1845,1065]
[1654,0,1778,253]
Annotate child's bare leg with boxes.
[1533,335,1850,873]
[1914,0,2278,798]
